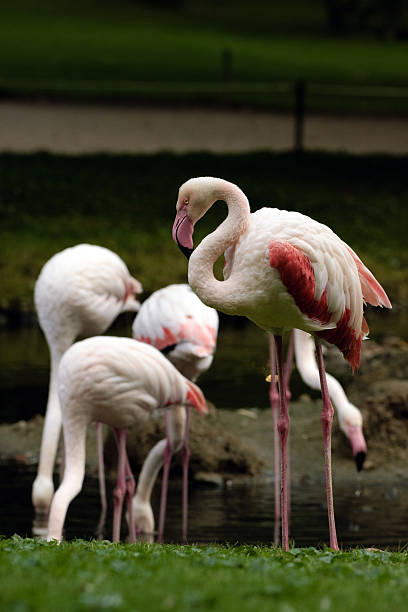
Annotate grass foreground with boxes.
[1,537,408,612]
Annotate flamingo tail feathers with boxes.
[347,247,391,309]
[186,381,208,415]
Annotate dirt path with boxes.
[1,101,408,154]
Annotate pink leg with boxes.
[315,338,339,551]
[157,410,173,543]
[269,335,281,545]
[283,333,294,523]
[124,458,136,542]
[95,422,107,539]
[112,428,127,542]
[181,405,191,544]
[275,334,290,551]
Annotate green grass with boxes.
[1,537,408,612]
[1,151,407,312]
[1,1,408,112]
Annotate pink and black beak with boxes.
[347,425,367,472]
[172,205,194,259]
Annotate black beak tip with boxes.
[355,451,366,472]
[178,243,193,260]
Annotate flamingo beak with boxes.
[172,205,194,259]
[347,425,367,472]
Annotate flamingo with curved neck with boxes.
[172,176,391,550]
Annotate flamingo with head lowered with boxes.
[131,283,218,541]
[32,244,142,524]
[293,329,367,469]
[172,176,391,550]
[46,336,207,542]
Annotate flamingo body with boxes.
[173,178,390,368]
[32,243,142,516]
[47,336,207,541]
[132,283,218,381]
[131,283,218,538]
[172,176,391,549]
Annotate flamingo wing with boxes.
[268,230,367,369]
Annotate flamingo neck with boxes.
[188,184,250,313]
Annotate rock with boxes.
[104,407,264,479]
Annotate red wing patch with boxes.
[269,241,362,369]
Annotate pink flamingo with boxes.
[32,244,142,524]
[131,283,218,541]
[46,336,207,542]
[172,176,391,550]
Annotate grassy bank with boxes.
[1,1,408,113]
[1,537,408,612]
[0,151,407,314]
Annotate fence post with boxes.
[294,79,306,152]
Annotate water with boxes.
[2,464,407,549]
[0,309,407,548]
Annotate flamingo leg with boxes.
[269,335,281,546]
[270,332,295,547]
[274,334,290,551]
[315,338,339,551]
[181,405,191,544]
[157,410,174,543]
[95,422,108,539]
[124,457,136,542]
[283,332,294,524]
[112,428,127,542]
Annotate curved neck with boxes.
[188,183,250,312]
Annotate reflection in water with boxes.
[1,464,407,549]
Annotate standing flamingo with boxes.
[46,336,207,542]
[131,283,218,541]
[32,244,142,522]
[172,176,391,550]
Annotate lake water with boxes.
[1,308,407,549]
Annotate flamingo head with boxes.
[338,403,367,471]
[172,177,222,259]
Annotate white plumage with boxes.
[131,283,218,540]
[172,176,390,551]
[47,336,206,542]
[132,283,219,380]
[32,244,142,518]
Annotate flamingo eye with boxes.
[184,199,189,206]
